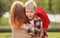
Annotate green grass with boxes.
[0,32,60,38]
[0,17,60,26]
[49,22,60,26]
[0,17,9,26]
[48,32,60,38]
[0,32,12,38]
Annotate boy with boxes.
[27,18,42,36]
[25,0,43,38]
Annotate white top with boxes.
[29,20,34,25]
[29,17,42,27]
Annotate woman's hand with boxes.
[20,24,27,30]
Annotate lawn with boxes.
[0,32,60,38]
[0,17,60,26]
[49,22,60,26]
[48,32,60,38]
[0,32,12,38]
[0,17,9,26]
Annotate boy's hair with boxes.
[9,1,28,28]
[25,0,37,9]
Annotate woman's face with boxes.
[25,8,35,20]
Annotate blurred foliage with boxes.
[0,0,6,17]
[36,0,60,14]
[0,0,60,17]
[0,0,60,26]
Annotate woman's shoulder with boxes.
[11,23,32,38]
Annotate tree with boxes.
[47,0,54,14]
[0,0,7,17]
[0,0,7,25]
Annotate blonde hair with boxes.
[9,1,28,28]
[25,0,37,8]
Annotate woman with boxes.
[9,1,32,38]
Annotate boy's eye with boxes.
[26,11,29,13]
[30,11,34,13]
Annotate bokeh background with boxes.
[0,0,60,38]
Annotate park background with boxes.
[0,0,60,38]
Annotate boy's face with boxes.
[25,7,35,20]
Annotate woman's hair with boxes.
[25,0,37,9]
[9,1,27,28]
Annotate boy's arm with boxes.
[35,28,40,32]
[43,28,48,38]
[39,27,43,38]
